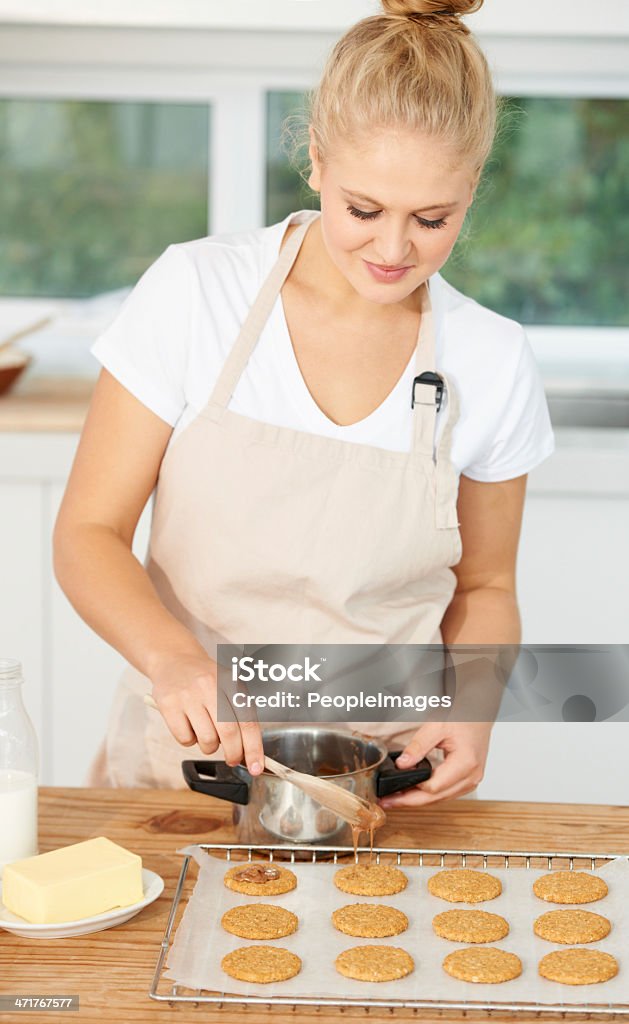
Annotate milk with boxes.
[0,769,38,878]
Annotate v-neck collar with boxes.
[272,290,417,435]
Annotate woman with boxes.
[53,0,553,805]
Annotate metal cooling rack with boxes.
[148,842,629,1016]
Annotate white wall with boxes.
[0,0,628,36]
[478,722,628,806]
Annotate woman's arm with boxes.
[440,473,525,645]
[380,473,527,807]
[53,369,265,774]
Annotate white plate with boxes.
[0,868,164,938]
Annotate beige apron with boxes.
[87,209,462,788]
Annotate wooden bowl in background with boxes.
[0,348,32,396]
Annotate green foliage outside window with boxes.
[0,99,209,297]
[266,92,629,327]
[2,92,626,327]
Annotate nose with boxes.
[372,219,414,268]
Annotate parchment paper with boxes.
[165,848,628,1009]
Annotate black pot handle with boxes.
[376,750,432,798]
[182,760,250,805]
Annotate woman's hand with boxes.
[378,721,493,808]
[148,651,265,776]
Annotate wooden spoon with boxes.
[0,315,52,351]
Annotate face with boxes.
[308,128,477,308]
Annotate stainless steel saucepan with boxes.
[182,725,431,846]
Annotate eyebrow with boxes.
[342,188,459,214]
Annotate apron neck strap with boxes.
[410,280,443,457]
[209,212,317,411]
[409,280,459,527]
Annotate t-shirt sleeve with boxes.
[462,329,555,482]
[90,245,191,426]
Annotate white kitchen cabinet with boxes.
[0,432,150,786]
[49,481,152,788]
[517,433,629,645]
[0,480,45,763]
[1,427,627,800]
[475,440,629,806]
[518,496,629,643]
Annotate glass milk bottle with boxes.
[0,659,39,877]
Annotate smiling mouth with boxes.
[366,261,413,271]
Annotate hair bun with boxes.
[381,0,484,18]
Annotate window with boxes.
[266,91,318,225]
[266,93,629,328]
[0,99,210,298]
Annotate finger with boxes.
[212,684,243,766]
[161,708,197,747]
[238,720,265,776]
[215,720,245,767]
[395,723,444,768]
[185,704,220,756]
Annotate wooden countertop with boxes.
[0,375,93,432]
[1,789,628,1023]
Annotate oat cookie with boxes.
[534,909,611,944]
[221,945,301,984]
[335,945,414,982]
[334,863,408,896]
[221,904,298,940]
[223,863,297,896]
[332,903,408,938]
[443,947,522,984]
[433,909,509,943]
[538,948,618,985]
[428,869,502,904]
[533,871,608,905]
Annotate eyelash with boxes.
[346,204,447,230]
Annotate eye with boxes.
[347,205,446,229]
[417,216,447,230]
[347,204,380,221]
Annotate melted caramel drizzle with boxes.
[350,803,386,863]
[234,865,280,883]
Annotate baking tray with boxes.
[148,843,629,1016]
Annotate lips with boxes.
[364,260,413,283]
[368,262,411,272]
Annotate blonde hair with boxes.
[284,0,498,182]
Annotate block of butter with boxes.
[2,836,143,924]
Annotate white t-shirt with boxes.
[91,209,554,482]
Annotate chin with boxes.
[356,276,421,306]
[367,290,409,306]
